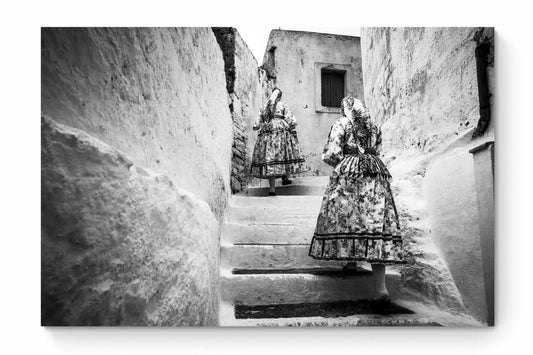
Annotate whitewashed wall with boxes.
[361,27,494,323]
[41,27,233,325]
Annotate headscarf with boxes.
[341,96,375,146]
[340,96,355,117]
[340,96,367,120]
[263,87,283,121]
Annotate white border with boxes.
[1,0,530,354]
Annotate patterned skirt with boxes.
[250,120,308,178]
[308,154,404,264]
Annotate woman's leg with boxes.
[371,264,390,300]
[268,177,276,195]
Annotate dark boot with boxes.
[342,262,359,274]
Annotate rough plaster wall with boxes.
[384,150,465,315]
[425,145,486,322]
[41,27,233,218]
[42,117,220,326]
[41,27,233,325]
[361,27,494,151]
[361,27,494,322]
[263,30,364,175]
[213,28,273,192]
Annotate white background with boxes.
[1,0,530,354]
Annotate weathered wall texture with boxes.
[361,27,494,323]
[424,143,486,321]
[42,117,220,325]
[41,27,233,325]
[262,30,364,175]
[41,27,233,218]
[361,27,494,152]
[212,28,273,192]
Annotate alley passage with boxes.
[219,177,456,326]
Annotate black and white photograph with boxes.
[40,26,494,327]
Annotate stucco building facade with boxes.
[260,30,364,175]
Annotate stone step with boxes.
[219,300,484,327]
[221,222,315,244]
[221,244,345,269]
[229,195,324,209]
[226,203,321,224]
[233,299,414,320]
[223,314,441,327]
[242,176,329,196]
[221,271,400,306]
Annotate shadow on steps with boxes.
[235,300,417,320]
[241,176,329,196]
[232,267,372,276]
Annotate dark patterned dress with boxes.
[308,112,404,264]
[250,101,308,178]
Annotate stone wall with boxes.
[262,30,364,175]
[41,27,233,219]
[42,117,220,325]
[361,27,494,323]
[41,27,233,325]
[213,28,273,192]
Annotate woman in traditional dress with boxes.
[250,87,308,196]
[308,96,404,301]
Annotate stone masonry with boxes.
[213,27,274,193]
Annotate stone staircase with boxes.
[220,177,482,327]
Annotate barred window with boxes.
[321,69,345,108]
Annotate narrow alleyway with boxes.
[219,177,482,326]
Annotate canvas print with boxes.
[41,27,494,326]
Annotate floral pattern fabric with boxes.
[308,113,404,264]
[250,101,309,178]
